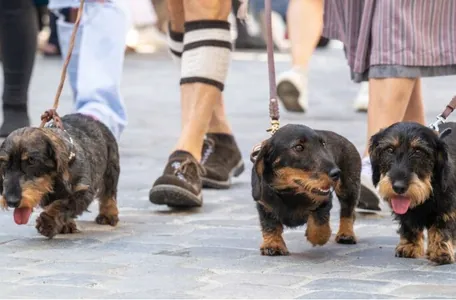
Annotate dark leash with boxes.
[39,0,85,130]
[237,0,280,163]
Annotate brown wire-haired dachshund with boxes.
[0,113,120,239]
[369,121,456,265]
[251,124,361,255]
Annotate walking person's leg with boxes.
[0,0,38,137]
[150,0,242,207]
[50,0,130,140]
[276,0,323,113]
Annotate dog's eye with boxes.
[27,157,36,165]
[385,147,394,154]
[321,141,326,147]
[294,145,304,152]
[413,149,422,155]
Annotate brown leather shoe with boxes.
[201,133,244,189]
[149,151,204,208]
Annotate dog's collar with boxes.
[44,122,76,164]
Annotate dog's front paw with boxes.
[335,217,357,244]
[335,233,357,244]
[260,238,289,256]
[427,243,455,265]
[35,212,63,239]
[95,213,119,226]
[395,242,424,258]
[306,216,331,246]
[60,220,80,234]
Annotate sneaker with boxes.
[201,133,245,189]
[276,67,308,113]
[149,151,205,207]
[356,157,383,213]
[354,81,369,112]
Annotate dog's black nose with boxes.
[392,180,407,194]
[5,195,20,208]
[329,168,341,181]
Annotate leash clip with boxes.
[429,115,446,132]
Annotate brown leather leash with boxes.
[429,96,456,132]
[39,0,85,130]
[241,0,279,163]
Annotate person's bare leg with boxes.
[276,0,324,113]
[207,99,231,134]
[149,0,234,207]
[403,78,425,124]
[363,78,417,157]
[289,0,323,68]
[358,78,417,212]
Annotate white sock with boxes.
[180,20,232,91]
[167,23,183,65]
[361,156,372,179]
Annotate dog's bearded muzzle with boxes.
[1,176,54,225]
[272,167,340,200]
[378,172,432,214]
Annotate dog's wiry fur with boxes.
[0,113,120,238]
[251,124,361,255]
[370,121,456,265]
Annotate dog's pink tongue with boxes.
[391,196,411,215]
[13,207,32,225]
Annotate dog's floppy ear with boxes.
[368,129,385,186]
[44,132,71,191]
[435,138,452,192]
[251,140,271,201]
[439,127,452,140]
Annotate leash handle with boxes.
[429,96,456,131]
[264,0,280,134]
[40,0,85,129]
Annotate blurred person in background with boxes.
[48,0,130,140]
[126,0,167,53]
[0,0,39,137]
[275,0,369,115]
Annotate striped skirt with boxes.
[322,0,456,82]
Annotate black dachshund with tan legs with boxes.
[251,124,361,256]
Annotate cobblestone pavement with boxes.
[1,47,456,299]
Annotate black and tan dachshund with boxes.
[370,121,456,265]
[251,124,361,255]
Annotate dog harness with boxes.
[44,121,76,165]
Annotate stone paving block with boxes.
[4,285,110,299]
[208,273,308,288]
[102,272,207,293]
[18,273,114,288]
[107,290,200,299]
[303,278,392,294]
[191,283,303,299]
[390,284,456,298]
[296,291,398,299]
[348,247,429,269]
[165,246,257,259]
[371,270,456,285]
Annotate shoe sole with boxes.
[149,185,202,208]
[202,160,245,190]
[356,184,382,213]
[277,81,305,113]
